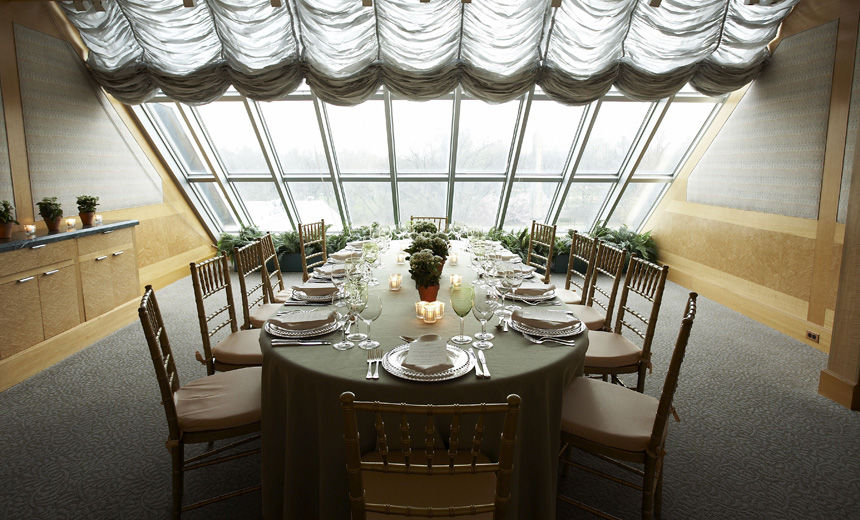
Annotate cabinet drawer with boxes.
[111,248,140,305]
[0,240,76,278]
[38,265,81,339]
[0,275,44,358]
[77,228,133,257]
[80,252,117,320]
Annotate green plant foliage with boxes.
[0,200,19,225]
[411,221,437,234]
[36,197,63,221]
[590,223,657,262]
[76,195,100,213]
[408,249,443,288]
[274,231,301,255]
[216,225,264,257]
[405,233,448,259]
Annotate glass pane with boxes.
[456,99,519,173]
[194,182,238,230]
[148,103,207,174]
[607,183,667,230]
[636,102,716,175]
[393,100,452,173]
[196,102,269,174]
[451,182,503,229]
[327,101,389,173]
[261,101,329,174]
[556,183,613,232]
[517,101,584,175]
[234,182,291,231]
[342,182,395,226]
[398,182,447,225]
[289,181,342,231]
[504,181,557,230]
[577,101,651,175]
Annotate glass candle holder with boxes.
[396,252,407,264]
[23,225,36,236]
[450,274,462,287]
[415,301,430,319]
[388,273,402,291]
[429,301,444,319]
[449,253,459,266]
[421,306,437,324]
[65,218,76,232]
[94,214,103,225]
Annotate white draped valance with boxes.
[60,0,799,106]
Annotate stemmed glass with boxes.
[345,283,368,342]
[331,271,347,299]
[362,246,380,286]
[450,285,474,345]
[332,300,354,351]
[358,295,383,350]
[501,270,524,312]
[472,284,495,349]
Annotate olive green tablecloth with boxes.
[261,241,588,519]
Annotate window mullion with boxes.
[496,88,534,228]
[313,97,350,230]
[446,89,461,225]
[383,88,400,228]
[547,100,599,227]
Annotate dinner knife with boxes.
[468,348,484,378]
[477,350,491,378]
[271,340,331,346]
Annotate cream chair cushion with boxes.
[556,288,583,305]
[363,451,495,520]
[250,303,281,328]
[585,331,642,368]
[561,377,657,452]
[175,367,261,433]
[565,304,605,330]
[212,329,263,366]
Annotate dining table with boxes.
[260,240,589,519]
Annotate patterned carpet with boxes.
[1,272,858,519]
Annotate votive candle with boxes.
[23,225,36,236]
[65,218,76,231]
[449,253,459,266]
[450,274,462,287]
[396,252,407,264]
[94,214,103,225]
[415,301,430,319]
[421,306,437,324]
[430,301,444,319]
[388,273,402,291]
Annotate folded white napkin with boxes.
[292,282,338,297]
[497,263,535,275]
[513,282,555,296]
[493,251,518,261]
[402,334,455,374]
[331,249,362,262]
[316,263,345,276]
[347,239,371,249]
[267,309,336,331]
[511,308,578,330]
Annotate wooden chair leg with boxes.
[642,458,656,520]
[654,469,664,519]
[171,443,184,519]
[559,443,571,477]
[636,363,647,393]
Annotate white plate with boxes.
[382,344,474,382]
[264,319,339,338]
[511,318,585,338]
[507,290,556,302]
[292,289,338,302]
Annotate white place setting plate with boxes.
[382,344,474,382]
[264,318,339,338]
[506,290,556,302]
[291,289,338,303]
[510,318,585,338]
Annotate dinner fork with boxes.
[365,349,375,379]
[521,333,576,346]
[518,299,562,306]
[372,347,382,379]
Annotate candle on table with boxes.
[396,252,407,264]
[65,218,76,231]
[421,305,437,324]
[94,214,103,225]
[430,301,444,319]
[449,253,459,266]
[388,273,402,291]
[450,274,462,287]
[415,301,429,319]
[23,225,36,236]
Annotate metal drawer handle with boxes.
[112,250,124,256]
[30,244,46,249]
[95,255,108,261]
[17,276,34,283]
[43,269,59,276]
[102,230,113,234]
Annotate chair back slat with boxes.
[564,231,597,296]
[299,220,328,282]
[235,240,268,329]
[411,215,449,232]
[261,234,285,302]
[340,393,521,519]
[138,286,181,441]
[612,256,669,361]
[190,255,239,374]
[526,220,556,284]
[583,241,626,329]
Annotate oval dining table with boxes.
[260,240,589,519]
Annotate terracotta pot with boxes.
[417,284,440,302]
[45,217,62,233]
[79,211,95,227]
[0,222,12,239]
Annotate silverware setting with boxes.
[521,333,576,346]
[271,340,331,346]
[517,298,562,306]
[477,349,491,378]
[366,347,383,379]
[467,347,486,378]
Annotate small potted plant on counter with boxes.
[76,195,99,227]
[36,197,63,233]
[409,248,443,302]
[0,200,19,239]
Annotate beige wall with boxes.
[644,0,856,353]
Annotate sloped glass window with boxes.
[451,182,502,229]
[577,101,651,175]
[148,103,207,174]
[194,182,238,230]
[343,182,395,226]
[556,183,612,232]
[516,101,584,176]
[260,101,329,174]
[636,102,716,176]
[456,99,519,173]
[607,182,667,230]
[196,102,269,174]
[327,101,389,174]
[233,182,290,231]
[289,181,342,230]
[399,182,447,225]
[504,181,556,230]
[393,100,452,173]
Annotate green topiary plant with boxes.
[0,200,19,225]
[405,233,448,260]
[36,197,63,221]
[408,249,443,288]
[411,221,437,234]
[76,195,99,213]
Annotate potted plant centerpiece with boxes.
[0,200,19,239]
[411,221,437,236]
[76,195,99,227]
[36,197,63,233]
[409,249,443,302]
[405,233,448,265]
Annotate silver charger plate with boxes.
[382,344,474,382]
[507,290,556,302]
[264,319,339,338]
[511,318,584,338]
[292,289,338,302]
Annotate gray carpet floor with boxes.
[1,271,858,519]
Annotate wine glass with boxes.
[449,285,474,345]
[358,295,383,350]
[502,270,524,312]
[345,283,368,341]
[331,271,347,299]
[332,300,354,351]
[472,285,495,348]
[362,246,380,286]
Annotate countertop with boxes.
[0,220,139,253]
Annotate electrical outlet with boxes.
[806,330,820,343]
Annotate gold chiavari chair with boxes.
[558,293,698,520]
[584,256,669,392]
[526,220,556,284]
[138,285,261,519]
[299,220,327,282]
[235,240,280,329]
[410,215,449,232]
[565,241,626,331]
[339,392,521,520]
[556,231,597,305]
[260,233,289,303]
[190,255,263,375]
